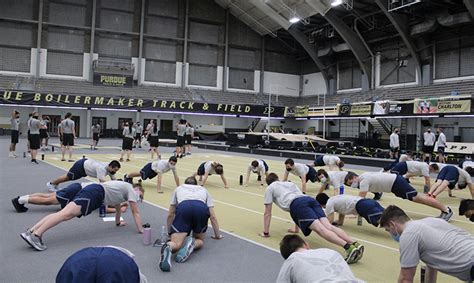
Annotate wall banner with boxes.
[93,73,133,87]
[413,97,471,114]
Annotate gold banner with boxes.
[413,97,471,114]
[350,104,372,116]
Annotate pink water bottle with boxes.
[142,223,151,245]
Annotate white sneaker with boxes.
[8,152,15,158]
[12,152,18,157]
[47,182,59,192]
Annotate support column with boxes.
[137,0,145,85]
[222,116,226,128]
[89,0,97,81]
[223,9,229,92]
[35,0,44,78]
[259,36,265,95]
[135,111,140,124]
[86,109,92,138]
[181,0,189,88]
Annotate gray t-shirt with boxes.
[10,118,19,131]
[358,172,397,193]
[399,218,474,281]
[177,124,186,137]
[185,126,194,135]
[276,248,364,283]
[92,125,101,134]
[122,127,135,138]
[28,118,41,134]
[170,184,214,207]
[100,181,140,206]
[263,181,306,212]
[151,160,177,175]
[60,119,75,134]
[135,125,143,134]
[84,159,116,181]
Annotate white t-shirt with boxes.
[323,155,340,166]
[437,133,447,147]
[461,160,474,170]
[151,160,176,175]
[390,133,399,148]
[325,194,362,216]
[100,181,140,206]
[406,161,430,177]
[170,184,214,207]
[203,161,218,175]
[399,218,474,281]
[83,159,116,181]
[276,248,364,283]
[324,171,348,189]
[289,163,309,178]
[247,160,267,176]
[399,154,411,162]
[264,181,305,212]
[423,132,436,146]
[358,172,397,193]
[456,167,472,185]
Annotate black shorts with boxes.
[437,146,445,155]
[185,135,192,145]
[11,130,19,144]
[176,136,185,147]
[135,133,142,141]
[29,134,41,150]
[149,135,159,147]
[390,147,400,153]
[39,129,49,139]
[93,133,100,142]
[122,137,133,150]
[422,145,434,154]
[62,133,74,146]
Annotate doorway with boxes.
[160,120,173,132]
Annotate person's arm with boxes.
[201,172,209,186]
[469,183,474,199]
[338,214,345,226]
[424,176,431,190]
[209,207,223,239]
[318,183,328,194]
[359,191,368,198]
[282,171,289,181]
[300,175,307,194]
[221,174,229,188]
[173,172,180,187]
[245,167,251,187]
[115,204,125,226]
[424,266,438,283]
[72,122,76,139]
[327,212,335,223]
[259,204,272,237]
[166,205,176,233]
[259,168,265,186]
[156,174,162,191]
[398,267,417,283]
[129,201,143,233]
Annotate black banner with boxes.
[93,73,133,87]
[1,90,285,117]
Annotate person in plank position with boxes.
[379,205,474,282]
[194,161,229,188]
[311,155,344,171]
[428,165,474,199]
[390,161,439,193]
[20,181,144,251]
[344,172,453,221]
[159,176,223,272]
[245,159,269,187]
[283,158,318,194]
[46,159,120,192]
[459,199,474,221]
[458,159,474,176]
[260,173,364,264]
[316,193,385,227]
[124,156,179,194]
[316,169,348,195]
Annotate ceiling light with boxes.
[289,16,300,23]
[331,0,343,7]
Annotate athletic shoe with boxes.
[124,175,133,184]
[344,244,360,264]
[31,160,39,164]
[61,158,66,161]
[12,197,28,213]
[8,152,15,158]
[119,158,124,162]
[352,242,364,263]
[373,192,383,201]
[12,152,18,157]
[439,207,453,222]
[159,243,172,272]
[26,233,47,251]
[126,159,130,162]
[47,182,59,192]
[175,236,195,263]
[20,230,33,248]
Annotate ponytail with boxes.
[153,122,158,134]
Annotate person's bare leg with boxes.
[150,148,155,160]
[319,217,354,243]
[51,175,70,186]
[431,181,449,197]
[31,149,37,160]
[61,145,66,160]
[169,232,187,252]
[31,202,82,236]
[68,146,72,160]
[412,195,448,212]
[126,172,141,178]
[120,150,125,160]
[28,193,59,205]
[193,233,205,250]
[309,219,347,247]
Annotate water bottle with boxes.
[142,223,152,245]
[339,184,344,195]
[357,215,363,226]
[239,175,243,186]
[99,204,106,217]
[160,225,167,245]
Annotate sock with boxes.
[18,195,29,204]
[343,243,351,250]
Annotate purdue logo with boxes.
[340,105,350,114]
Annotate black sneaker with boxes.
[373,192,383,201]
[31,159,39,164]
[124,174,133,184]
[12,197,28,213]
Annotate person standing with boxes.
[8,109,20,158]
[60,113,76,162]
[175,119,186,158]
[390,128,400,159]
[120,122,135,162]
[422,128,436,163]
[91,123,101,150]
[184,122,194,155]
[28,112,46,164]
[39,115,50,151]
[134,122,143,148]
[436,127,447,163]
[146,120,160,160]
[379,205,474,282]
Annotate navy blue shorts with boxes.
[305,166,317,183]
[197,162,208,176]
[67,159,87,180]
[289,196,326,236]
[391,161,408,175]
[314,156,325,166]
[139,163,157,180]
[436,166,459,188]
[171,200,210,235]
[262,160,269,172]
[56,183,82,209]
[72,184,105,217]
[437,146,445,155]
[458,159,466,168]
[355,199,384,227]
[383,161,399,172]
[56,247,140,283]
[391,175,418,200]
